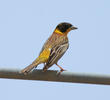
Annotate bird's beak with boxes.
[71,26,78,30]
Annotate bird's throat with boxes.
[54,29,64,35]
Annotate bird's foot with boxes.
[57,69,67,76]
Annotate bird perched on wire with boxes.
[21,22,77,74]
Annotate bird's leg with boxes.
[43,63,46,67]
[42,63,47,72]
[56,63,65,72]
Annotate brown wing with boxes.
[43,41,69,71]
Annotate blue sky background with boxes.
[0,0,110,100]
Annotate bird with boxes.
[21,22,77,74]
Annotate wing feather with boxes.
[43,41,69,70]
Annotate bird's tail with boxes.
[21,58,43,75]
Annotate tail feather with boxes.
[21,56,48,75]
[21,59,41,75]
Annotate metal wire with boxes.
[0,68,110,85]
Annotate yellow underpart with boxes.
[54,29,64,35]
[38,48,51,62]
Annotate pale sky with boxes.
[0,0,110,100]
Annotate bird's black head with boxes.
[55,22,77,34]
